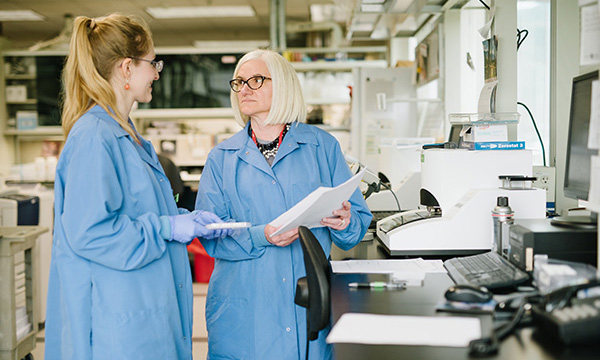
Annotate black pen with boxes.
[348,281,406,290]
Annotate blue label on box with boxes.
[474,141,525,150]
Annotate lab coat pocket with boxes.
[95,307,175,360]
[206,296,251,358]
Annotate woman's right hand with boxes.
[264,224,298,247]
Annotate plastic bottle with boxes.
[492,196,514,257]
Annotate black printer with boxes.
[0,194,40,226]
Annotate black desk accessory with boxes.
[294,226,331,360]
[445,285,492,303]
[532,280,600,345]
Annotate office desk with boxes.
[330,240,600,360]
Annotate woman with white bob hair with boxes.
[195,49,372,359]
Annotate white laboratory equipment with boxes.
[377,149,546,255]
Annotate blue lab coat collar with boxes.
[221,121,319,176]
[87,105,163,174]
[221,121,319,150]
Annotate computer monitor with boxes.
[552,70,598,228]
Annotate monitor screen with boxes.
[563,70,598,201]
[36,56,64,126]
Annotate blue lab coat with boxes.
[195,122,372,359]
[45,105,193,360]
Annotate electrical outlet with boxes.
[532,166,556,208]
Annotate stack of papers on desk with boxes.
[326,313,481,347]
[330,258,446,286]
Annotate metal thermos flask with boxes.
[492,196,514,256]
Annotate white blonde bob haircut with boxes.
[230,49,306,127]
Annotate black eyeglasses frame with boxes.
[229,75,271,92]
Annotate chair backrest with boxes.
[295,226,331,341]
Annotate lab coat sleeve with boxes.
[195,154,268,260]
[60,127,167,271]
[327,140,372,251]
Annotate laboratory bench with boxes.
[328,238,600,360]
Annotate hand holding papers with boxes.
[268,168,366,237]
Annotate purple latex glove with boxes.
[167,212,228,243]
[192,211,233,239]
[167,213,205,243]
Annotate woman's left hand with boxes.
[321,201,351,231]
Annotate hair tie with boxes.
[89,18,96,30]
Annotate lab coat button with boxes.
[246,151,249,155]
[272,180,276,184]
[286,327,291,332]
[178,284,183,288]
[282,277,286,282]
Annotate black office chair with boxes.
[295,226,331,359]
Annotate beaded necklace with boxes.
[249,123,291,162]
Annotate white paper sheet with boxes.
[330,259,446,286]
[477,80,497,113]
[580,4,600,66]
[330,259,446,274]
[478,6,495,38]
[326,313,481,347]
[269,168,365,236]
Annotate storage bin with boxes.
[0,226,47,360]
[187,238,214,283]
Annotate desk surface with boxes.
[329,239,600,360]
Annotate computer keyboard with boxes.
[444,251,530,290]
[369,210,400,229]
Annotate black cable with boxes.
[380,181,402,212]
[478,0,491,10]
[469,297,530,357]
[517,28,529,50]
[518,102,546,167]
[477,1,529,53]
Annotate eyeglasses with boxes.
[130,57,164,73]
[229,75,271,92]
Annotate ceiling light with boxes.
[146,6,255,19]
[350,23,374,32]
[360,4,385,12]
[361,0,386,4]
[0,10,44,21]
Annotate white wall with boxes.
[551,0,593,215]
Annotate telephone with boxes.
[532,280,600,345]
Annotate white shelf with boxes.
[5,74,36,80]
[4,126,63,136]
[131,108,234,120]
[6,99,37,105]
[306,99,350,105]
[292,60,387,71]
[286,46,387,54]
[315,124,351,132]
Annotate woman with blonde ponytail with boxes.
[45,14,229,360]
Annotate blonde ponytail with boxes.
[61,14,153,142]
